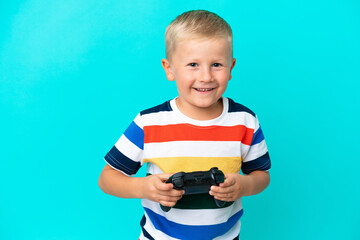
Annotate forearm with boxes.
[99,165,184,207]
[98,165,145,199]
[242,170,270,197]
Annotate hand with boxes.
[209,173,250,202]
[141,173,185,207]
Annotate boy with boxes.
[99,10,271,240]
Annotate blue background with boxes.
[1,0,359,239]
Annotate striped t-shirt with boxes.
[104,97,271,240]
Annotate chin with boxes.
[194,100,219,109]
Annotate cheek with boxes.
[176,73,194,85]
[175,78,191,91]
[215,71,231,82]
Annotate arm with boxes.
[98,164,184,207]
[209,170,270,201]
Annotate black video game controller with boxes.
[160,167,226,212]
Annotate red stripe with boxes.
[144,124,254,145]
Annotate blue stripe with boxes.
[144,207,243,240]
[104,146,140,175]
[124,121,144,150]
[242,152,271,174]
[140,101,172,116]
[251,126,265,145]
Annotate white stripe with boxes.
[243,140,268,162]
[254,115,260,133]
[214,221,241,240]
[141,199,243,226]
[140,110,180,126]
[103,158,130,176]
[169,97,229,126]
[141,111,256,127]
[138,231,146,240]
[143,141,244,158]
[133,113,143,129]
[115,135,143,162]
[140,99,256,128]
[147,162,164,174]
[227,111,256,129]
[141,211,241,240]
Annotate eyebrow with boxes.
[184,58,227,62]
[212,58,227,62]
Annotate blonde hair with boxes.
[165,10,233,61]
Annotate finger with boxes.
[169,189,185,197]
[213,190,233,198]
[210,186,234,199]
[156,182,174,191]
[158,189,184,198]
[213,195,235,202]
[159,200,177,207]
[221,175,236,187]
[159,194,183,203]
[157,173,174,181]
[157,191,184,203]
[210,185,221,193]
[212,187,236,199]
[210,185,234,194]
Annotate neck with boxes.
[176,98,224,121]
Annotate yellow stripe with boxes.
[143,157,242,174]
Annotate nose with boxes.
[199,67,212,82]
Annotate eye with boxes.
[188,63,198,67]
[213,63,222,67]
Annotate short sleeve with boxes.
[241,115,271,175]
[104,114,144,176]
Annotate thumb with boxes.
[156,173,174,182]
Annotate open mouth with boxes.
[194,88,215,92]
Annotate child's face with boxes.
[162,36,236,120]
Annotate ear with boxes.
[228,58,236,80]
[161,59,175,81]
